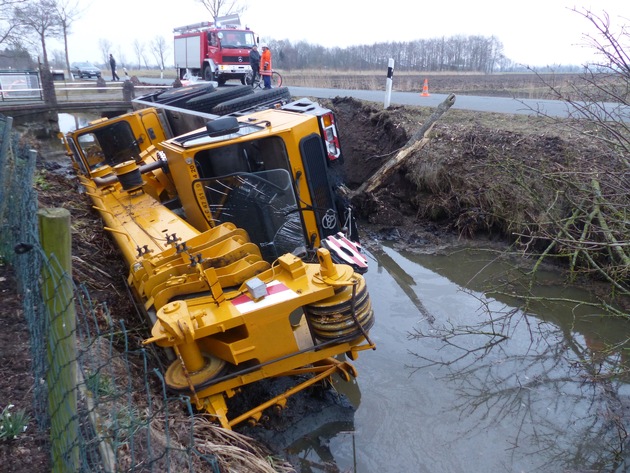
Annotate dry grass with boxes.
[122,68,578,98]
[78,334,294,472]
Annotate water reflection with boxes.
[58,112,98,133]
[277,243,630,472]
[286,421,356,473]
[369,245,434,323]
[396,246,630,472]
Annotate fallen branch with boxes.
[72,255,114,279]
[348,93,456,197]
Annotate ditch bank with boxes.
[330,96,625,277]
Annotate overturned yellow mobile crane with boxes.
[61,86,374,429]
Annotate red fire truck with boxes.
[173,14,257,85]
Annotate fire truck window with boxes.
[221,33,242,47]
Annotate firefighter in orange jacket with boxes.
[260,44,272,89]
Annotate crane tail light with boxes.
[320,113,341,161]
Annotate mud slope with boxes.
[327,95,613,247]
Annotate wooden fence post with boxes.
[38,208,79,473]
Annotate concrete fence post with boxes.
[122,80,135,101]
[96,76,107,93]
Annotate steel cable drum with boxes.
[304,275,374,341]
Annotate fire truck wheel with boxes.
[203,66,213,82]
[211,87,292,116]
[185,85,254,113]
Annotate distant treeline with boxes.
[1,34,584,73]
[267,35,583,73]
[0,47,37,70]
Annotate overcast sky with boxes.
[58,0,629,68]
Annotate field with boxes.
[280,70,578,99]
[123,68,580,99]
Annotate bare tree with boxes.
[150,35,169,72]
[561,8,630,145]
[0,0,23,45]
[403,19,630,466]
[115,45,126,70]
[98,38,112,67]
[51,48,65,68]
[195,0,245,21]
[54,0,84,80]
[264,35,507,73]
[515,8,630,308]
[13,0,63,105]
[132,39,144,70]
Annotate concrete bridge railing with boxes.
[1,71,169,103]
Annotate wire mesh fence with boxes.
[0,113,285,472]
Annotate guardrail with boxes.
[0,70,171,105]
[54,81,170,103]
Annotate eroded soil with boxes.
[330,95,616,250]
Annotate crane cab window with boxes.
[192,136,306,261]
[76,121,141,170]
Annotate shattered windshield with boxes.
[197,169,306,261]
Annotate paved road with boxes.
[139,78,630,121]
[286,86,630,121]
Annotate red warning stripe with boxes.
[231,280,298,314]
[322,233,368,270]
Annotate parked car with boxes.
[70,62,101,79]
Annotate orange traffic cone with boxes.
[420,78,430,97]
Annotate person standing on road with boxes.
[109,54,120,81]
[249,44,261,85]
[260,44,272,89]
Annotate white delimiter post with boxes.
[384,58,394,109]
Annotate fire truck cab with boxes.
[174,14,257,85]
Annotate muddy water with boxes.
[282,244,630,473]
